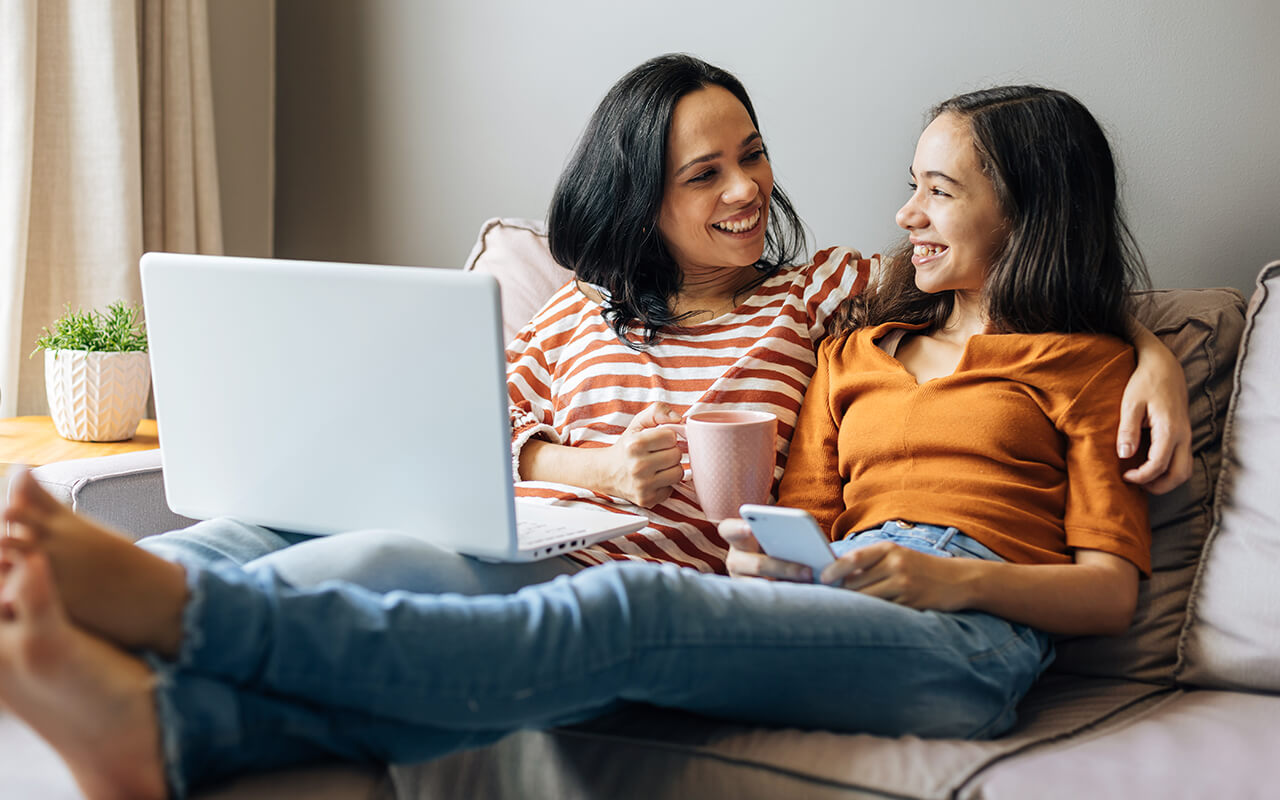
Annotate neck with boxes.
[939,289,990,341]
[680,265,757,300]
[670,266,758,320]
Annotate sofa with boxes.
[2,218,1277,799]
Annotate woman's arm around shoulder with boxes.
[802,246,871,341]
[1119,321,1192,494]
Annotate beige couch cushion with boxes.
[1177,261,1280,691]
[967,689,1280,799]
[464,217,571,344]
[1051,287,1246,683]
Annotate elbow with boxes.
[1095,584,1140,637]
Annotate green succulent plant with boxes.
[31,301,148,356]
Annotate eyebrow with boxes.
[909,167,962,187]
[674,132,763,178]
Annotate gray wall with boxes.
[208,0,275,258]
[275,0,1280,295]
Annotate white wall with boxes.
[275,0,1280,295]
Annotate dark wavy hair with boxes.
[838,85,1148,338]
[548,54,808,347]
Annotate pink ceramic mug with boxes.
[669,410,778,523]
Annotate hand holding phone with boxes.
[739,504,836,581]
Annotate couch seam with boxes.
[63,465,165,513]
[465,217,548,273]
[950,685,1179,800]
[548,725,927,800]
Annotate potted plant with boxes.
[32,301,151,442]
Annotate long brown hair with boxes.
[837,85,1148,337]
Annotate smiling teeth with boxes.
[714,209,761,233]
[914,244,946,257]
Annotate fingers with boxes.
[1115,396,1146,460]
[1124,419,1171,485]
[1124,438,1192,494]
[723,518,811,581]
[726,549,812,582]
[1121,417,1193,493]
[1144,445,1193,494]
[819,541,891,587]
[631,463,684,508]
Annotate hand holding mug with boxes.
[594,402,685,507]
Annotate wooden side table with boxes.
[1,416,160,500]
[0,415,159,467]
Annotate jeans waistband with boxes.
[842,521,1005,563]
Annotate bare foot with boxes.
[0,542,169,799]
[3,468,187,658]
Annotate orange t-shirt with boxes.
[777,322,1151,574]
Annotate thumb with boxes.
[628,401,681,432]
[718,517,761,552]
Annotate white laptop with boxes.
[139,252,646,562]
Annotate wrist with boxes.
[953,557,989,611]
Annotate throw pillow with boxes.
[1176,260,1280,691]
[464,217,572,343]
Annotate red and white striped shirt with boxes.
[507,246,869,574]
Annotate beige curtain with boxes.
[0,0,222,418]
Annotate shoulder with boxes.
[523,280,598,326]
[994,333,1136,413]
[988,332,1132,369]
[509,280,601,350]
[1031,333,1134,376]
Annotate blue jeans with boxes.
[151,522,1053,797]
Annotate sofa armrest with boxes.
[30,451,197,542]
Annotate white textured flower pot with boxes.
[44,350,151,442]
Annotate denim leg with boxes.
[161,555,1051,788]
[151,667,517,797]
[248,530,583,593]
[138,518,313,567]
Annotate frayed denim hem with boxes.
[140,555,209,799]
[144,655,187,799]
[171,555,210,670]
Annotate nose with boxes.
[896,191,926,231]
[722,166,757,205]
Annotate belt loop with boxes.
[935,526,957,551]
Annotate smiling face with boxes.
[656,85,774,276]
[895,113,1008,297]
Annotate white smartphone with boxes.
[739,504,836,580]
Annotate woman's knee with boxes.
[137,519,304,566]
[257,531,582,594]
[254,531,456,591]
